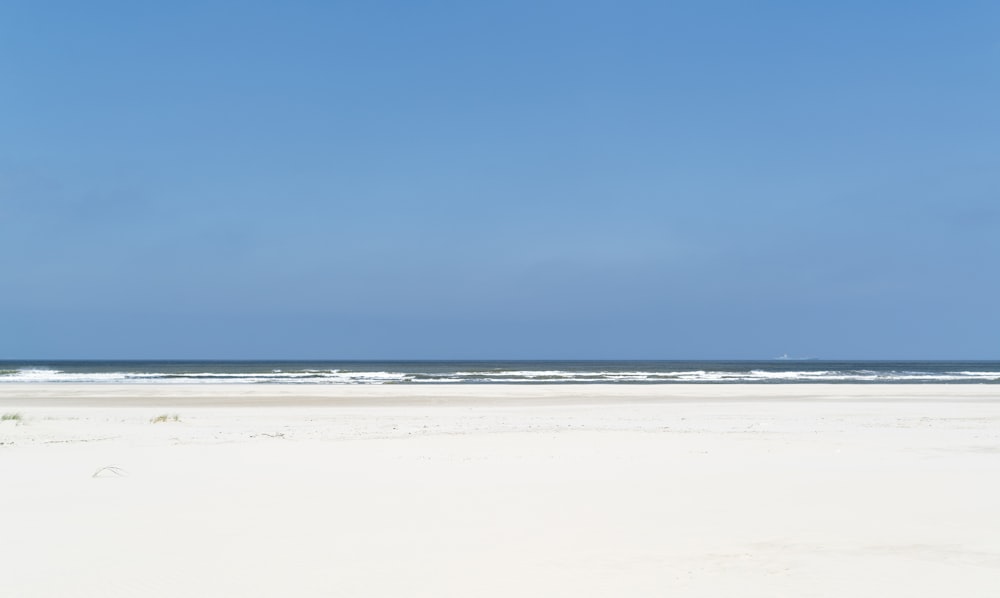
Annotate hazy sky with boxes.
[2,1,998,359]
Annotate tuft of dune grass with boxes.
[1,412,23,422]
[150,413,180,424]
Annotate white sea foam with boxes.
[1,366,997,384]
[0,368,411,384]
[3,369,138,383]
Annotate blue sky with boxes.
[2,1,998,359]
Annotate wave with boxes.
[3,367,998,384]
[0,368,411,384]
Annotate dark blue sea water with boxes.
[1,360,998,383]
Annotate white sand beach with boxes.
[1,384,999,597]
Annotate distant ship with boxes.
[775,354,818,361]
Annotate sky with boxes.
[1,1,998,359]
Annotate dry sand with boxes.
[1,384,999,597]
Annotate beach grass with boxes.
[1,412,23,422]
[150,413,180,424]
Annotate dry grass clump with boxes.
[1,412,23,422]
[150,413,180,424]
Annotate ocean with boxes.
[0,360,998,384]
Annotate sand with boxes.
[1,384,999,597]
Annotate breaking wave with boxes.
[2,364,999,384]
